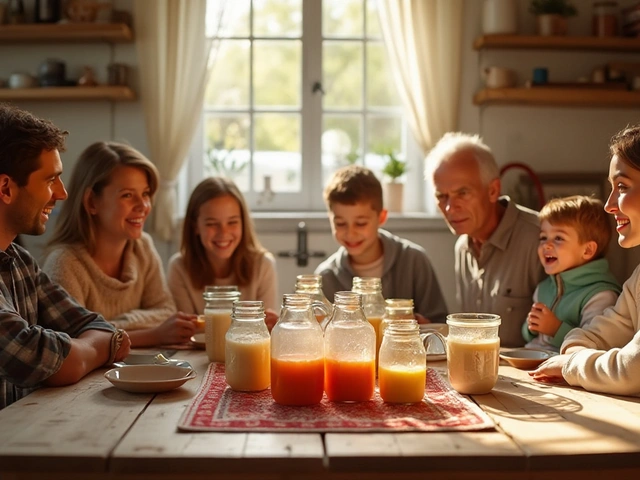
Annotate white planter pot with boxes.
[384,182,404,213]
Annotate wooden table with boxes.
[1,349,640,480]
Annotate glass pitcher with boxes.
[294,274,333,329]
[324,291,376,402]
[378,322,427,404]
[203,286,241,363]
[225,301,270,392]
[446,313,501,395]
[270,294,329,405]
[352,277,385,357]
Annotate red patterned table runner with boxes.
[178,364,494,432]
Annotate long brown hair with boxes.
[47,141,159,254]
[181,177,265,289]
[610,124,640,171]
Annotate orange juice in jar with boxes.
[378,322,426,404]
[270,294,329,405]
[324,291,376,402]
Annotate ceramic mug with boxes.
[483,66,516,88]
[8,72,37,89]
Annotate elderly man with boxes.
[425,132,545,347]
[0,103,131,409]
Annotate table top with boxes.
[1,348,640,480]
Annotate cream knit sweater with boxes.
[42,233,176,330]
[167,251,278,315]
[561,263,640,396]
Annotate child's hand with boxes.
[527,302,561,336]
[264,309,279,332]
[528,354,571,384]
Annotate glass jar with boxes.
[379,299,415,351]
[270,294,328,405]
[446,313,501,395]
[378,322,427,404]
[352,277,386,357]
[294,274,333,329]
[225,301,270,392]
[592,1,618,37]
[203,286,241,363]
[324,291,376,402]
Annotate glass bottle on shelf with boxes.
[294,274,333,329]
[324,291,376,402]
[270,294,329,405]
[203,286,241,363]
[378,322,427,404]
[225,301,270,392]
[351,276,385,357]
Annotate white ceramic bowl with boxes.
[499,348,556,370]
[104,365,196,393]
[190,333,205,349]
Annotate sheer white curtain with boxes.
[378,0,463,154]
[134,0,213,241]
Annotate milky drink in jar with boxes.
[225,301,271,392]
[445,313,501,395]
[203,287,241,363]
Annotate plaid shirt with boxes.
[0,243,114,409]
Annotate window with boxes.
[191,0,406,211]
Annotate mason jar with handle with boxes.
[225,301,270,392]
[324,291,376,402]
[203,286,241,363]
[294,274,333,329]
[446,313,501,395]
[352,277,385,359]
[270,294,329,405]
[379,322,427,404]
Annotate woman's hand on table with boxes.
[154,312,197,344]
[528,354,571,384]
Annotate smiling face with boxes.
[432,151,500,242]
[329,201,386,265]
[606,154,640,248]
[8,149,67,241]
[195,194,243,272]
[87,165,151,243]
[537,220,595,275]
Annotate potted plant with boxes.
[529,0,577,36]
[378,146,407,213]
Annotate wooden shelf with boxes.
[473,87,640,108]
[474,34,640,52]
[0,86,136,101]
[0,23,133,43]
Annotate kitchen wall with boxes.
[12,0,640,312]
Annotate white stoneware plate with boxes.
[499,348,556,370]
[190,333,206,349]
[104,365,197,393]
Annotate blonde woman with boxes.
[43,142,196,347]
[167,177,278,329]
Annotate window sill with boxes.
[252,212,448,233]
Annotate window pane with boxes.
[254,40,301,108]
[206,40,250,108]
[365,115,402,176]
[253,0,302,37]
[323,41,363,109]
[254,114,301,192]
[208,0,250,38]
[323,0,363,37]
[322,115,361,185]
[366,0,381,38]
[367,42,400,107]
[204,114,251,191]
